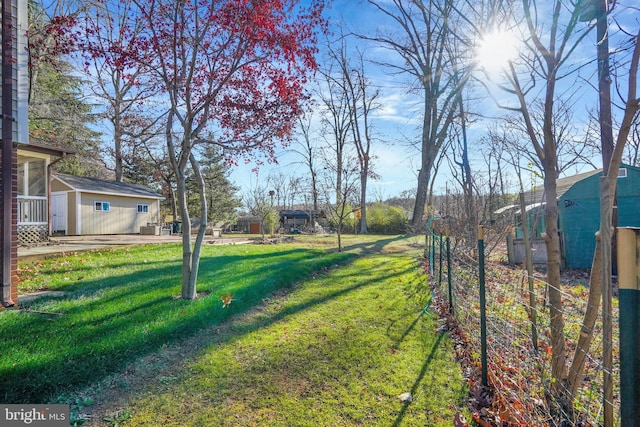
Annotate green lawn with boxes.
[3,235,469,426]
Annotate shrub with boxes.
[366,202,408,234]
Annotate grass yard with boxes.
[3,235,469,426]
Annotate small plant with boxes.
[103,410,132,426]
[67,397,94,426]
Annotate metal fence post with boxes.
[478,225,488,387]
[447,236,453,314]
[430,235,435,275]
[439,235,443,286]
[617,227,640,426]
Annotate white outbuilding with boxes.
[50,173,164,236]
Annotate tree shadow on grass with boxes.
[388,308,427,352]
[61,253,423,422]
[338,235,412,254]
[392,332,446,427]
[0,246,362,403]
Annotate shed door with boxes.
[51,193,67,233]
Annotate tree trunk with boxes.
[114,112,123,182]
[336,152,343,205]
[519,192,538,351]
[311,171,318,212]
[543,171,568,399]
[412,167,430,225]
[187,153,208,298]
[175,171,196,300]
[359,168,368,234]
[566,236,602,398]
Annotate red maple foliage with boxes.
[123,0,326,165]
[98,0,328,298]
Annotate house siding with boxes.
[559,165,640,269]
[51,179,73,193]
[69,192,78,235]
[1,0,31,306]
[78,193,159,235]
[0,148,19,305]
[0,0,28,145]
[559,195,600,269]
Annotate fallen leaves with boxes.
[221,293,233,308]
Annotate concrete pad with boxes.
[18,234,254,260]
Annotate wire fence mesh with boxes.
[427,233,620,426]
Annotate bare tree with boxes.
[326,37,380,234]
[320,155,360,252]
[290,114,320,211]
[317,43,353,205]
[244,182,278,239]
[364,0,474,226]
[566,9,640,423]
[495,0,594,413]
[83,0,160,182]
[266,172,303,211]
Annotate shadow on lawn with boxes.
[339,235,412,254]
[392,332,446,427]
[223,259,414,339]
[388,308,428,351]
[0,246,360,403]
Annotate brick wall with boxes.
[10,147,17,304]
[0,148,18,307]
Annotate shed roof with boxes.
[521,169,601,205]
[280,209,311,219]
[54,173,164,199]
[494,202,544,215]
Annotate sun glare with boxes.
[476,30,520,74]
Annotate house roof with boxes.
[15,141,76,157]
[494,202,544,215]
[54,173,164,200]
[521,169,602,205]
[280,209,311,219]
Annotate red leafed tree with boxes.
[125,0,326,299]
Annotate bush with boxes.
[366,202,408,234]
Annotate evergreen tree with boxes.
[187,145,241,225]
[28,59,104,177]
[27,0,103,177]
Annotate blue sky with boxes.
[230,0,639,202]
[229,0,431,200]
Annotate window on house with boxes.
[618,168,627,178]
[137,204,149,213]
[95,201,110,212]
[17,162,25,195]
[28,160,46,196]
[16,159,46,197]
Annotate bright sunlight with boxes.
[476,29,520,75]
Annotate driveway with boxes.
[18,234,254,261]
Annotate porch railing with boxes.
[17,196,47,224]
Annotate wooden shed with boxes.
[512,165,640,269]
[50,174,164,236]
